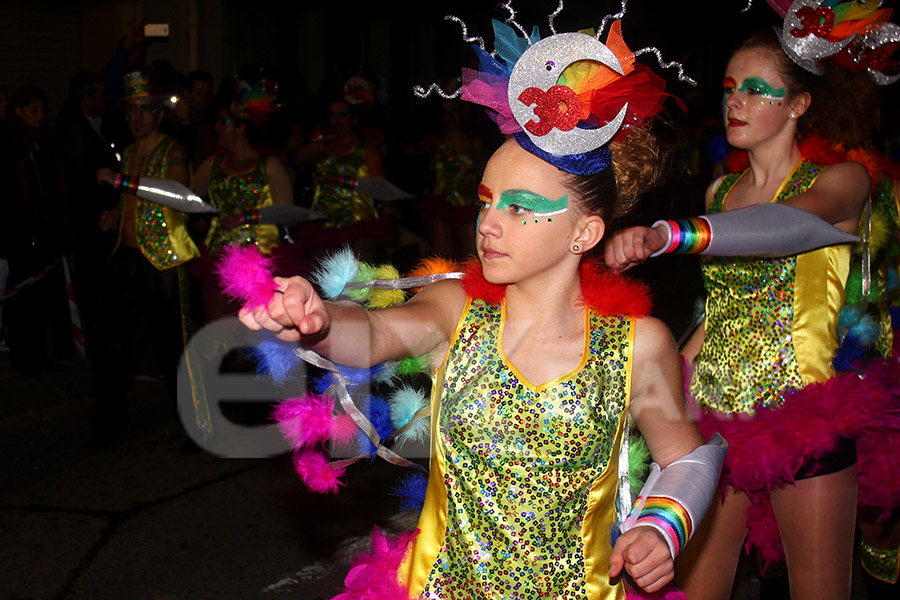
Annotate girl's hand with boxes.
[609,527,674,593]
[97,168,117,187]
[603,225,667,271]
[238,276,330,342]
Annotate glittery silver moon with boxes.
[507,32,627,155]
[779,0,854,75]
[860,22,900,85]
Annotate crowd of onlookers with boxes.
[0,22,738,453]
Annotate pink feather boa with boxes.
[332,529,418,600]
[684,357,900,570]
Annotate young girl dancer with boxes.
[604,3,900,597]
[235,4,726,597]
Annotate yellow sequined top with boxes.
[310,138,377,228]
[402,297,634,600]
[690,159,850,414]
[117,135,199,270]
[204,154,280,255]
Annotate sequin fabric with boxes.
[859,537,899,584]
[690,160,827,414]
[432,140,481,208]
[421,298,632,599]
[205,154,278,254]
[122,135,199,269]
[310,139,377,228]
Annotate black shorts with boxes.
[794,437,857,480]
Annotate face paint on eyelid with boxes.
[738,77,786,99]
[723,77,736,90]
[497,189,568,217]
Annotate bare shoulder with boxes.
[818,160,871,195]
[632,315,678,362]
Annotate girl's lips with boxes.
[480,248,506,259]
[728,118,746,127]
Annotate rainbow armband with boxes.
[240,210,260,225]
[620,432,728,559]
[650,203,858,258]
[114,173,141,194]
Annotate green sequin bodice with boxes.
[691,160,847,414]
[421,298,632,598]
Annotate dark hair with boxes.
[186,69,214,89]
[67,69,104,102]
[10,84,47,110]
[565,126,664,223]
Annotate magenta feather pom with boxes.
[292,450,345,494]
[331,413,359,446]
[215,245,279,310]
[273,394,336,448]
[332,528,417,600]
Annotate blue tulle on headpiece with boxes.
[514,132,613,176]
[492,19,540,69]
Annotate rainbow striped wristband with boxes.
[651,217,712,256]
[632,495,692,558]
[240,210,259,225]
[114,173,141,195]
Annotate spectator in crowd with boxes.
[0,84,70,375]
[55,69,120,354]
[166,69,217,168]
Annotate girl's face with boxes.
[476,139,592,284]
[328,101,355,134]
[214,110,244,149]
[722,48,805,150]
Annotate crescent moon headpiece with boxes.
[748,0,900,83]
[414,0,693,175]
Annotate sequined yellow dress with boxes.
[690,159,849,414]
[402,296,635,600]
[204,154,280,255]
[310,138,378,228]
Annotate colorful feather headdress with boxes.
[746,0,900,83]
[230,78,281,126]
[414,0,693,175]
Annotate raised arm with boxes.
[604,161,867,270]
[239,277,468,368]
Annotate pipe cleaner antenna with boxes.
[499,1,532,43]
[596,0,629,40]
[631,46,698,86]
[548,0,564,35]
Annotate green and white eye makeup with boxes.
[497,188,568,225]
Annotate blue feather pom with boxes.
[249,338,301,385]
[310,246,358,299]
[390,472,428,511]
[356,395,394,455]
